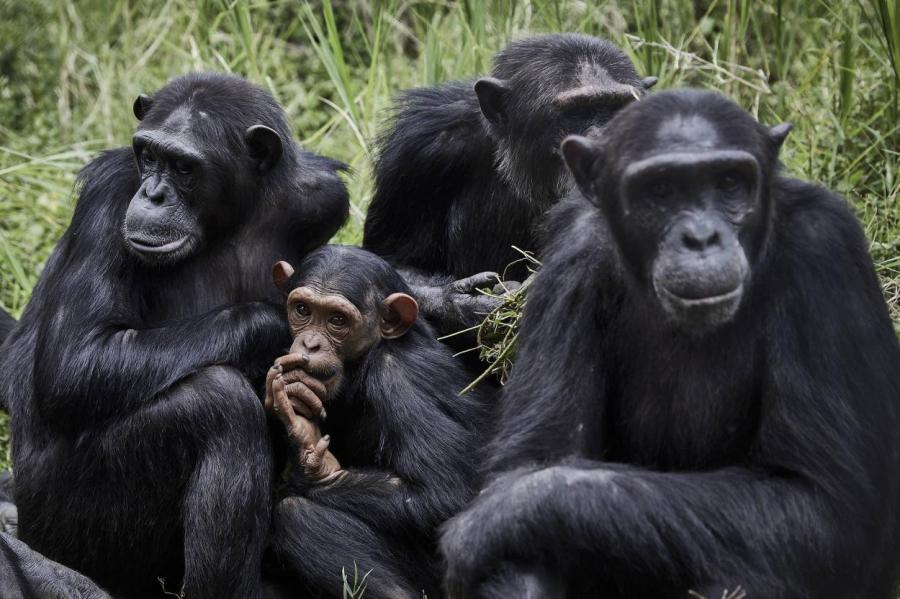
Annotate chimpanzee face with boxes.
[562,92,790,332]
[474,57,656,202]
[620,144,761,329]
[272,260,419,401]
[126,125,209,265]
[123,94,284,265]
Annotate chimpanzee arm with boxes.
[485,197,614,473]
[443,193,900,597]
[400,267,505,333]
[302,337,483,536]
[29,150,288,428]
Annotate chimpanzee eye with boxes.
[650,180,672,198]
[717,172,743,193]
[143,149,157,166]
[328,313,347,327]
[294,302,310,317]
[173,159,193,175]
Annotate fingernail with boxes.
[321,409,328,420]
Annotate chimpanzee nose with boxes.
[145,177,166,205]
[680,219,722,252]
[302,335,321,352]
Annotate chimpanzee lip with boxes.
[127,235,191,255]
[658,283,743,308]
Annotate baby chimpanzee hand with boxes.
[265,364,343,484]
[272,353,329,420]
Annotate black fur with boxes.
[364,34,647,282]
[441,90,900,598]
[268,246,490,599]
[0,73,348,598]
[0,308,13,345]
[0,532,110,599]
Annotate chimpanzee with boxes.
[0,532,110,599]
[0,308,13,344]
[263,245,490,599]
[364,34,656,331]
[440,90,900,598]
[0,72,349,598]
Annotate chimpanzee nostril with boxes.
[680,223,722,252]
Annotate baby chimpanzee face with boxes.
[272,260,419,400]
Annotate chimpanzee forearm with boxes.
[33,301,288,427]
[444,462,841,596]
[398,267,503,335]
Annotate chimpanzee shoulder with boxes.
[364,81,492,271]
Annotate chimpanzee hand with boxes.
[271,353,329,420]
[441,466,553,596]
[265,364,342,484]
[414,272,510,331]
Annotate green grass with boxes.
[0,0,898,470]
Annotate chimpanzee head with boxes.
[474,34,657,203]
[562,90,791,331]
[271,246,419,400]
[125,73,297,265]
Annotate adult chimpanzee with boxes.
[0,73,349,598]
[440,90,900,598]
[0,532,110,599]
[263,246,489,599]
[364,34,656,331]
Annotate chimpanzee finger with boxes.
[264,365,280,411]
[491,280,522,295]
[275,353,310,372]
[284,382,325,419]
[455,293,504,315]
[449,271,500,294]
[312,435,331,461]
[280,368,328,400]
[271,377,300,430]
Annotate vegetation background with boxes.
[0,0,897,469]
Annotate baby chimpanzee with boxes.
[264,245,490,599]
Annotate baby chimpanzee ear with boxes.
[381,293,419,339]
[272,261,295,290]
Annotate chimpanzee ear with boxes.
[474,77,509,128]
[133,94,153,121]
[272,261,295,290]
[641,76,659,90]
[769,123,793,151]
[381,293,418,339]
[245,125,284,175]
[561,135,603,202]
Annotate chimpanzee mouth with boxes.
[127,235,191,255]
[657,284,743,308]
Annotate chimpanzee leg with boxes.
[15,366,272,598]
[475,563,568,599]
[270,497,423,599]
[176,367,273,599]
